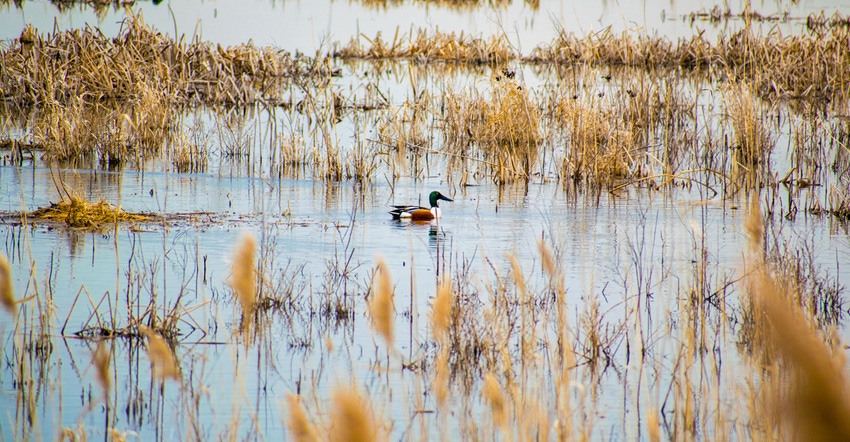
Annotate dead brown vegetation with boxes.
[27,194,153,229]
[334,28,516,64]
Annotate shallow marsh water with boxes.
[1,164,848,439]
[2,0,850,440]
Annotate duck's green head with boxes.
[429,191,453,208]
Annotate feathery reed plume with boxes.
[483,372,506,428]
[434,347,450,406]
[330,386,378,442]
[0,254,15,315]
[369,258,394,346]
[286,394,320,442]
[431,277,452,339]
[231,233,257,332]
[139,326,181,381]
[93,340,112,399]
[743,195,763,247]
[538,241,557,277]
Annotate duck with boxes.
[389,191,453,221]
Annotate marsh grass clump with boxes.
[724,82,773,170]
[28,194,153,229]
[443,72,542,182]
[556,93,637,186]
[334,29,516,64]
[1,14,332,166]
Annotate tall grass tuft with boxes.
[230,233,258,333]
[724,82,772,169]
[0,254,15,315]
[286,394,320,442]
[139,326,181,381]
[369,258,395,347]
[330,386,379,442]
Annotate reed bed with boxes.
[1,17,331,108]
[528,23,850,103]
[442,72,542,183]
[356,0,523,10]
[334,28,516,64]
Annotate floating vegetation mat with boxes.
[27,195,153,228]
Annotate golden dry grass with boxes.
[369,258,395,346]
[139,326,181,381]
[528,25,850,103]
[286,394,320,442]
[0,254,15,315]
[443,73,542,182]
[1,17,329,108]
[28,194,153,229]
[329,386,380,442]
[230,233,258,333]
[431,277,452,338]
[724,82,773,168]
[93,340,112,398]
[335,28,516,64]
[482,372,506,428]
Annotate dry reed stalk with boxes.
[431,277,452,339]
[286,394,320,442]
[231,233,258,332]
[139,326,181,381]
[369,258,394,346]
[647,407,661,442]
[0,254,15,315]
[329,386,379,442]
[434,347,450,406]
[482,372,506,428]
[93,340,111,398]
[745,195,850,440]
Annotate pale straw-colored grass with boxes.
[369,258,394,346]
[330,386,380,442]
[286,394,320,442]
[230,233,258,333]
[93,340,112,399]
[0,254,15,315]
[139,325,181,381]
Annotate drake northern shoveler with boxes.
[389,191,453,221]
